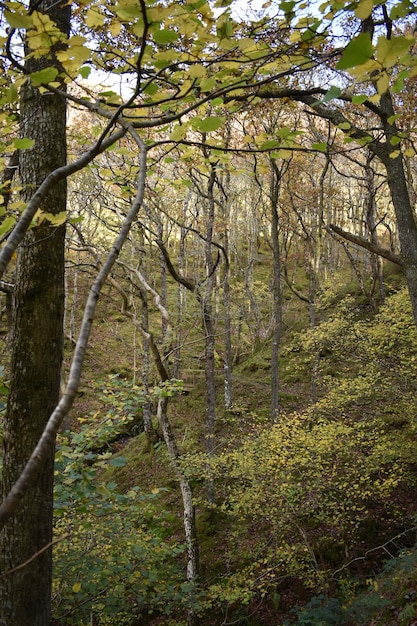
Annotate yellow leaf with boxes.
[376,72,389,94]
[109,20,122,37]
[72,582,81,593]
[289,31,301,43]
[354,0,374,20]
[85,7,105,28]
[170,124,187,142]
[188,64,207,78]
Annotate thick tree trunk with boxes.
[379,92,417,326]
[0,2,69,623]
[270,161,283,422]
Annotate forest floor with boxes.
[49,265,417,624]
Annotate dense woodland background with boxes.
[0,0,417,624]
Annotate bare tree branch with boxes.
[0,128,126,281]
[327,224,403,267]
[0,127,147,529]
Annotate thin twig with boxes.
[0,535,70,579]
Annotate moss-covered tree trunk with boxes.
[0,1,70,623]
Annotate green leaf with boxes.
[170,124,187,142]
[260,140,281,150]
[68,216,84,224]
[114,4,142,20]
[144,83,158,96]
[390,135,402,146]
[109,456,127,467]
[280,0,296,13]
[375,35,413,69]
[46,211,67,226]
[336,33,373,70]
[193,116,225,133]
[312,142,328,152]
[85,7,105,28]
[354,0,374,20]
[153,29,179,44]
[200,77,217,92]
[14,138,35,150]
[79,66,91,79]
[217,19,233,40]
[30,67,58,86]
[352,94,368,104]
[4,10,32,29]
[0,216,15,237]
[1,85,19,104]
[322,85,342,103]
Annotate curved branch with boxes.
[107,275,170,383]
[0,129,147,529]
[327,224,403,267]
[156,239,197,292]
[0,127,126,281]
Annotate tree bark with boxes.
[0,1,70,623]
[270,160,283,422]
[378,93,417,326]
[202,168,217,502]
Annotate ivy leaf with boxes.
[336,33,373,70]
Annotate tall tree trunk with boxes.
[173,192,190,379]
[156,396,199,626]
[221,162,232,409]
[202,168,217,502]
[0,2,70,623]
[364,153,386,306]
[379,93,417,325]
[223,228,232,409]
[270,160,283,422]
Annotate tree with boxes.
[0,1,70,622]
[251,1,417,322]
[0,0,415,622]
